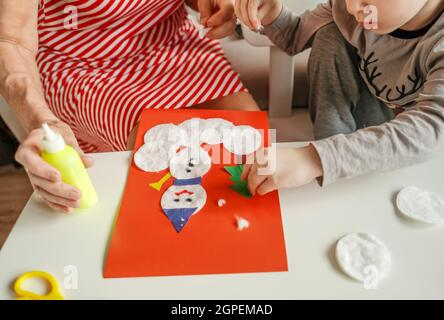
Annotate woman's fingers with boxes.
[46,199,72,214]
[198,0,214,26]
[206,17,237,39]
[81,155,94,168]
[15,144,60,182]
[206,1,235,29]
[35,185,80,209]
[29,172,81,201]
[256,177,277,195]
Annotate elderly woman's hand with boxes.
[198,0,237,39]
[15,120,94,213]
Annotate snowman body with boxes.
[161,147,211,232]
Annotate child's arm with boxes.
[243,42,444,193]
[312,47,444,186]
[236,0,333,56]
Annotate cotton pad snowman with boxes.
[161,147,211,232]
[222,125,262,155]
[336,233,392,283]
[396,186,444,224]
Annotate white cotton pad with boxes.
[179,118,205,146]
[336,233,392,283]
[222,125,262,155]
[169,147,212,179]
[396,186,444,224]
[134,141,170,172]
[200,118,234,145]
[144,123,188,147]
[161,184,207,215]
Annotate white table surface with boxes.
[1,142,444,300]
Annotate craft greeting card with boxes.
[104,109,288,278]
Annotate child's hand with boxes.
[234,0,283,30]
[241,145,323,195]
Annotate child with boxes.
[237,0,444,195]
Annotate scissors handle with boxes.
[14,271,64,300]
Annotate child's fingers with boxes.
[235,0,251,29]
[239,0,252,29]
[241,163,252,180]
[247,165,267,195]
[247,0,261,29]
[257,177,277,195]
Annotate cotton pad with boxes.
[179,118,205,146]
[336,233,391,283]
[169,146,212,179]
[222,125,262,155]
[396,186,444,224]
[134,141,170,172]
[144,123,188,147]
[200,118,234,145]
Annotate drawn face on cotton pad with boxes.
[169,147,211,179]
[161,184,207,215]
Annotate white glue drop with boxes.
[217,199,226,207]
[235,215,250,231]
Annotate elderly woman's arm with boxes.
[0,0,56,132]
[0,0,92,213]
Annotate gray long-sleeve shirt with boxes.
[263,1,444,186]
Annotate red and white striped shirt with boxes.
[37,0,245,152]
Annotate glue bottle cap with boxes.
[42,123,66,153]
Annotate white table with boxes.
[1,142,444,300]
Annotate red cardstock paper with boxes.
[104,109,288,278]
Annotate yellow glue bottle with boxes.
[41,123,98,209]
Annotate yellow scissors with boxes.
[14,271,64,300]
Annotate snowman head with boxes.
[169,147,211,180]
[161,184,207,214]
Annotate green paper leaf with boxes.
[224,165,243,179]
[230,184,253,198]
[224,165,253,198]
